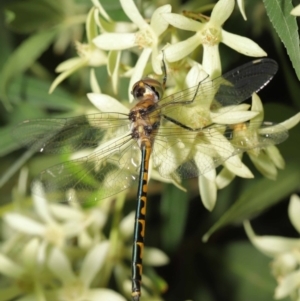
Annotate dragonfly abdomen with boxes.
[131,144,151,301]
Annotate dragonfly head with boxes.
[131,77,164,103]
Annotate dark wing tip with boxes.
[252,57,278,76]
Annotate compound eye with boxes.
[132,85,146,101]
[143,78,163,101]
[152,86,162,100]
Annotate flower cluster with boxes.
[0,178,168,300]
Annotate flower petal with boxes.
[275,270,300,299]
[264,145,285,169]
[223,157,254,178]
[0,254,24,278]
[48,248,76,283]
[222,31,267,57]
[199,171,217,211]
[62,221,86,237]
[151,5,172,36]
[120,0,148,29]
[185,63,206,87]
[108,50,121,94]
[244,221,300,256]
[194,149,216,179]
[21,238,40,270]
[93,33,136,50]
[86,289,127,301]
[211,0,235,25]
[288,194,300,233]
[211,110,258,124]
[32,182,54,224]
[164,34,200,62]
[4,213,45,235]
[49,204,83,221]
[250,93,264,122]
[90,69,101,93]
[55,57,83,72]
[120,211,135,240]
[86,7,98,43]
[162,13,202,31]
[216,167,236,189]
[49,59,87,93]
[291,4,300,16]
[249,152,278,180]
[271,252,297,277]
[87,92,128,114]
[202,44,221,76]
[203,130,249,178]
[78,231,93,249]
[80,241,110,286]
[92,0,112,22]
[237,0,247,20]
[151,47,162,75]
[215,103,251,113]
[143,247,169,266]
[150,168,187,192]
[279,112,300,130]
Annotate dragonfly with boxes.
[14,58,288,301]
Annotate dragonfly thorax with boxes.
[129,77,164,149]
[129,100,161,148]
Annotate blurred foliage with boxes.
[0,0,299,300]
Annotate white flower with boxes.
[162,0,266,76]
[217,96,300,188]
[49,42,107,93]
[0,239,47,300]
[155,64,259,210]
[188,64,255,208]
[3,182,106,252]
[49,6,107,93]
[245,194,300,300]
[93,0,171,100]
[47,242,126,301]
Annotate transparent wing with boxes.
[152,121,288,179]
[159,58,278,108]
[14,58,281,203]
[33,134,142,203]
[13,59,277,154]
[13,112,129,153]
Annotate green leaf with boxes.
[0,23,11,70]
[0,29,58,110]
[8,76,78,112]
[203,165,300,242]
[263,0,300,80]
[0,126,20,156]
[160,183,189,252]
[4,0,63,34]
[223,242,277,301]
[0,147,36,189]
